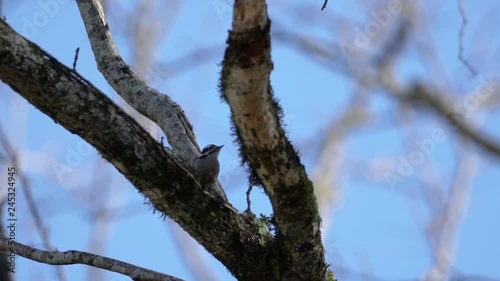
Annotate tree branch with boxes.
[0,237,183,281]
[457,0,477,76]
[220,1,326,280]
[75,0,199,162]
[402,83,500,157]
[0,18,271,280]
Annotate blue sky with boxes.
[1,1,500,281]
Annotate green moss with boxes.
[325,263,337,281]
[270,258,281,279]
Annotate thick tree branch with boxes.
[220,1,326,280]
[0,19,271,280]
[75,0,199,162]
[0,237,183,281]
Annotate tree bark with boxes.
[0,0,329,279]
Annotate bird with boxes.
[194,144,227,200]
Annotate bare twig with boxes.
[245,184,253,213]
[0,237,184,281]
[457,0,477,76]
[321,0,328,11]
[423,146,476,281]
[72,47,80,70]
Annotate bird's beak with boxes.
[218,145,224,149]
